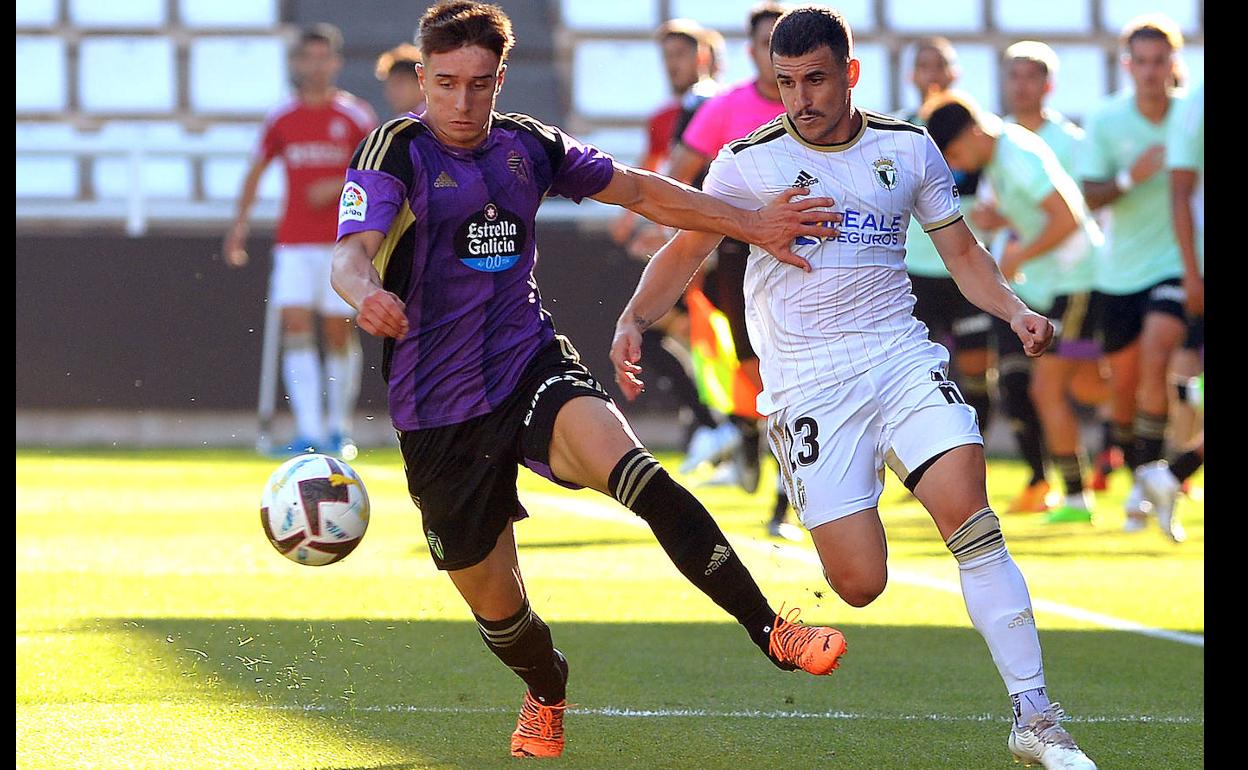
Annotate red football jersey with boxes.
[258,91,377,245]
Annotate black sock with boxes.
[1111,422,1137,470]
[1133,411,1168,467]
[960,372,992,433]
[999,367,1046,485]
[475,600,567,705]
[1052,454,1085,497]
[609,448,789,668]
[1169,449,1204,482]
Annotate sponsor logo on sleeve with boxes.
[339,181,367,224]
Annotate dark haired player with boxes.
[374,42,425,117]
[612,7,1095,768]
[330,0,847,759]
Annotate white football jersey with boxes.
[701,109,963,415]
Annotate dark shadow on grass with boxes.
[107,618,1204,770]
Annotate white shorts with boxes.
[766,341,983,531]
[269,243,356,317]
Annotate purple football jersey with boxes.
[337,112,615,430]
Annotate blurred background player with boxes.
[608,18,735,478]
[927,84,1106,525]
[1136,77,1204,543]
[374,42,426,117]
[1077,15,1188,532]
[224,24,378,456]
[898,38,1005,506]
[663,3,804,540]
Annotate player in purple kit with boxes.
[330,1,846,759]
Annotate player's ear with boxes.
[846,59,860,88]
[416,62,425,87]
[496,63,507,95]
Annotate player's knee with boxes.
[825,567,887,607]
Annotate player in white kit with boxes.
[610,7,1095,769]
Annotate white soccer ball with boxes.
[261,454,370,566]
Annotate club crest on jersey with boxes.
[872,157,899,190]
[455,202,528,272]
[507,150,529,182]
[338,181,367,223]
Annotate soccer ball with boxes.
[261,453,370,566]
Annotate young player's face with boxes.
[292,40,341,91]
[661,35,701,94]
[384,70,425,115]
[942,127,989,173]
[419,45,506,149]
[1004,59,1049,116]
[748,17,780,83]
[774,45,860,144]
[1125,37,1177,98]
[912,47,955,99]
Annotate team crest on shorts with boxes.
[872,158,899,190]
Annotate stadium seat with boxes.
[994,0,1092,33]
[69,0,165,28]
[92,156,193,201]
[1181,46,1204,88]
[79,36,176,113]
[885,0,983,32]
[189,36,288,114]
[671,0,875,32]
[953,44,1001,114]
[16,0,57,27]
[559,0,658,30]
[16,123,79,198]
[1047,45,1108,121]
[572,40,668,119]
[852,43,889,115]
[180,0,279,29]
[15,36,67,112]
[575,129,646,168]
[1102,0,1200,35]
[203,156,286,202]
[95,120,188,145]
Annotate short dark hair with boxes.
[923,95,979,152]
[769,6,853,63]
[418,0,515,62]
[748,2,786,39]
[298,23,343,56]
[375,43,422,80]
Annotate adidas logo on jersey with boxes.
[704,544,733,575]
[791,170,820,188]
[434,171,458,188]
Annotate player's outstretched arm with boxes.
[929,219,1053,357]
[610,229,724,401]
[998,190,1078,281]
[223,156,271,268]
[331,230,409,339]
[591,162,840,271]
[1169,168,1203,317]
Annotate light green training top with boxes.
[984,122,1102,312]
[1166,82,1204,274]
[1078,88,1186,294]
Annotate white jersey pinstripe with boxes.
[701,109,963,415]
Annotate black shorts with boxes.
[910,274,992,350]
[1048,292,1101,360]
[1184,315,1204,351]
[1093,278,1186,354]
[397,335,612,571]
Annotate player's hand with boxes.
[610,209,637,245]
[970,203,1009,232]
[307,178,345,208]
[609,320,646,402]
[627,224,674,260]
[223,223,249,268]
[1183,271,1204,317]
[749,187,842,272]
[1129,144,1167,186]
[357,288,409,339]
[999,242,1026,282]
[1011,309,1053,358]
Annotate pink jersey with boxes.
[679,79,785,160]
[259,91,377,245]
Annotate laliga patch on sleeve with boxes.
[339,181,368,223]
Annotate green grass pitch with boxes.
[17,448,1203,769]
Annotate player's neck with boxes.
[753,77,781,102]
[1012,109,1045,132]
[1134,90,1170,123]
[298,86,337,107]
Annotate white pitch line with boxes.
[527,493,1205,649]
[249,703,1201,725]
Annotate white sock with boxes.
[282,333,324,444]
[324,334,361,437]
[958,546,1046,698]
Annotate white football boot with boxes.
[1121,481,1152,533]
[1008,703,1098,769]
[680,422,742,474]
[1137,461,1185,543]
